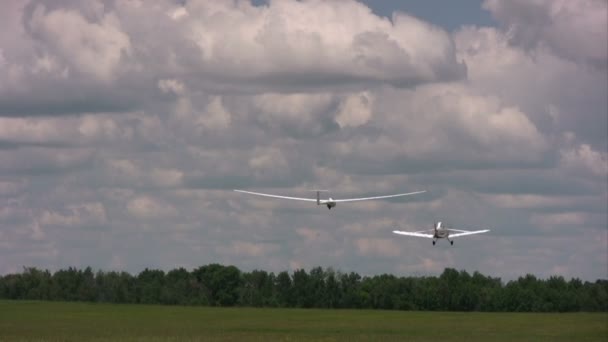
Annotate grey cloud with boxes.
[412,169,603,197]
[0,140,75,150]
[180,145,318,191]
[0,147,95,176]
[0,80,142,117]
[323,84,551,176]
[454,25,608,150]
[244,93,341,139]
[330,149,557,176]
[182,174,267,191]
[483,0,608,68]
[2,0,466,118]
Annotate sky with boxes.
[0,0,606,281]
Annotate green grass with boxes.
[0,301,606,341]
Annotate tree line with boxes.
[0,265,606,312]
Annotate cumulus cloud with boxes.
[354,238,402,258]
[329,84,548,174]
[482,193,585,210]
[104,159,183,189]
[560,144,608,179]
[454,24,607,150]
[1,0,465,117]
[530,212,587,228]
[39,202,107,228]
[250,92,337,137]
[0,117,73,145]
[178,0,466,89]
[127,195,178,220]
[335,92,374,128]
[27,4,132,82]
[0,147,93,175]
[218,241,280,258]
[483,0,607,67]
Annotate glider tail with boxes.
[308,189,328,205]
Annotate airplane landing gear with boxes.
[432,241,436,246]
[450,240,454,245]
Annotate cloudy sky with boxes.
[0,0,606,281]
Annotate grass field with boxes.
[0,300,606,341]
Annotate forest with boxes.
[1,265,606,312]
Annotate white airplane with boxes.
[233,189,426,210]
[392,221,489,245]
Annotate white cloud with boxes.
[78,115,125,141]
[530,212,587,228]
[127,195,177,220]
[354,238,401,258]
[250,92,336,137]
[180,0,465,90]
[149,168,184,188]
[248,147,289,179]
[28,4,132,82]
[455,24,607,159]
[296,227,332,244]
[168,6,188,21]
[560,144,608,178]
[0,117,72,143]
[335,92,374,128]
[106,159,183,189]
[201,97,231,130]
[482,194,576,210]
[220,241,280,258]
[39,202,107,228]
[483,0,607,66]
[157,79,185,95]
[0,0,464,111]
[331,84,547,172]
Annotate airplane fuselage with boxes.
[432,222,453,245]
[393,221,488,246]
[434,229,449,239]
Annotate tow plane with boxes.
[393,221,489,245]
[234,189,426,210]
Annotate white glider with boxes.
[393,221,489,245]
[234,189,426,210]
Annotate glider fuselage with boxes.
[318,196,337,209]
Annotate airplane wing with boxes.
[333,190,426,203]
[392,230,434,238]
[447,229,468,233]
[233,189,317,202]
[449,230,490,238]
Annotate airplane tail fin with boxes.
[308,189,328,205]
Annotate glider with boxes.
[393,221,489,245]
[233,189,426,210]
